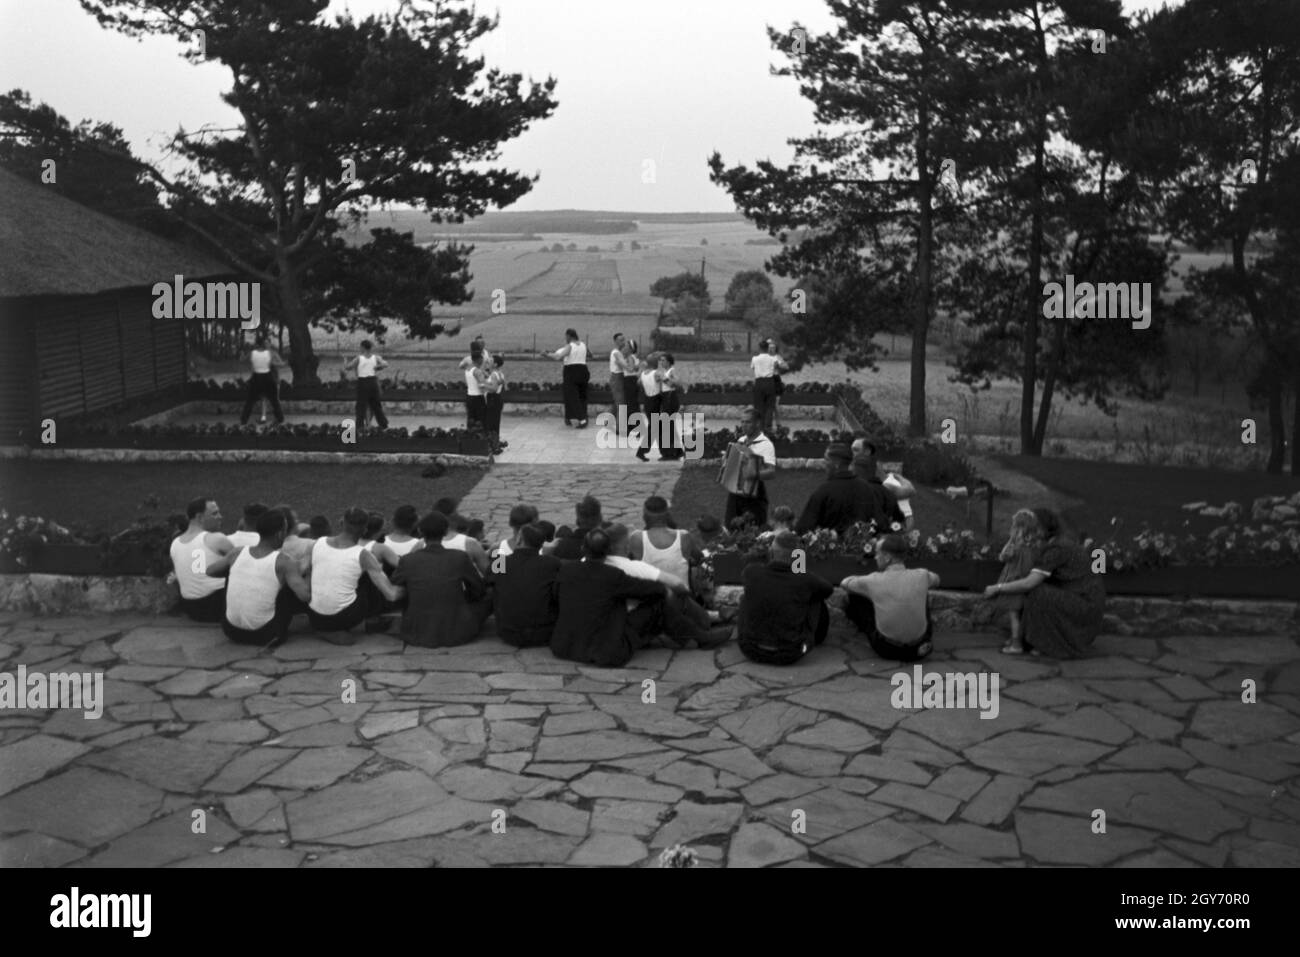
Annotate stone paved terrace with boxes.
[2,610,1299,868]
[456,464,682,545]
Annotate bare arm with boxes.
[205,546,242,578]
[278,553,312,603]
[343,356,359,371]
[374,355,389,371]
[208,532,235,558]
[464,538,490,577]
[984,569,1048,597]
[360,548,404,602]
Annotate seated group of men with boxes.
[170,493,733,668]
[170,477,940,667]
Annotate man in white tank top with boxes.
[204,509,311,646]
[240,333,286,425]
[170,496,235,622]
[629,495,702,583]
[306,507,405,640]
[344,340,390,431]
[548,327,590,427]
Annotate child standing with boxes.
[993,509,1041,654]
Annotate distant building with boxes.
[0,167,231,442]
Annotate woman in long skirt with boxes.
[656,353,684,460]
[548,328,590,428]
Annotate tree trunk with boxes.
[910,100,932,439]
[276,264,319,384]
[1032,310,1066,452]
[1292,372,1300,476]
[1266,373,1285,474]
[1021,114,1047,456]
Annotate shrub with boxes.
[900,440,979,487]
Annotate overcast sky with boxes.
[0,0,1181,212]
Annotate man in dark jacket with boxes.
[551,529,673,667]
[490,523,561,647]
[852,436,909,529]
[795,443,894,534]
[392,512,491,647]
[737,532,835,665]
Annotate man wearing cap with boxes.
[489,523,562,647]
[736,531,835,665]
[840,533,938,660]
[795,442,895,534]
[852,436,910,529]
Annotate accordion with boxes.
[718,441,763,496]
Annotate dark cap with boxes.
[826,443,853,464]
[697,515,721,534]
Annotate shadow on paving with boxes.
[0,609,1298,868]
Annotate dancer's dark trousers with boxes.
[639,393,663,454]
[609,374,626,433]
[725,484,768,528]
[562,364,590,424]
[740,603,829,665]
[753,377,778,432]
[223,589,307,645]
[241,373,284,424]
[484,393,503,439]
[624,375,641,438]
[658,390,683,459]
[355,378,389,430]
[846,594,933,661]
[179,588,226,623]
[466,395,487,431]
[307,574,385,632]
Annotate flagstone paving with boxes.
[0,611,1298,867]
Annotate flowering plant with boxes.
[0,509,80,568]
[1087,519,1300,571]
[659,844,699,868]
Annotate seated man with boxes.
[489,522,561,647]
[384,505,424,562]
[227,502,270,549]
[205,508,311,646]
[551,495,608,560]
[551,529,675,667]
[605,524,731,649]
[493,504,539,560]
[840,534,938,661]
[306,506,405,639]
[392,511,492,648]
[851,436,910,529]
[170,496,234,622]
[795,443,894,534]
[737,532,834,665]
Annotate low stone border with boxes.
[0,447,491,467]
[714,585,1300,639]
[4,572,1298,637]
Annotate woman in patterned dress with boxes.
[982,507,1105,658]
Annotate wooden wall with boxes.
[0,289,187,441]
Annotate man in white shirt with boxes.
[609,333,628,434]
[458,335,493,371]
[751,338,788,432]
[725,414,778,528]
[606,524,730,649]
[240,333,286,425]
[344,339,389,430]
[205,508,311,646]
[549,328,590,427]
[227,502,269,549]
[170,496,235,622]
[840,534,938,661]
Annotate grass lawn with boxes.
[993,454,1300,539]
[669,466,990,540]
[0,461,487,537]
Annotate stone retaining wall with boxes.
[714,586,1300,639]
[0,448,490,467]
[3,573,1298,638]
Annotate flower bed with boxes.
[0,510,173,577]
[57,422,494,456]
[187,377,852,400]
